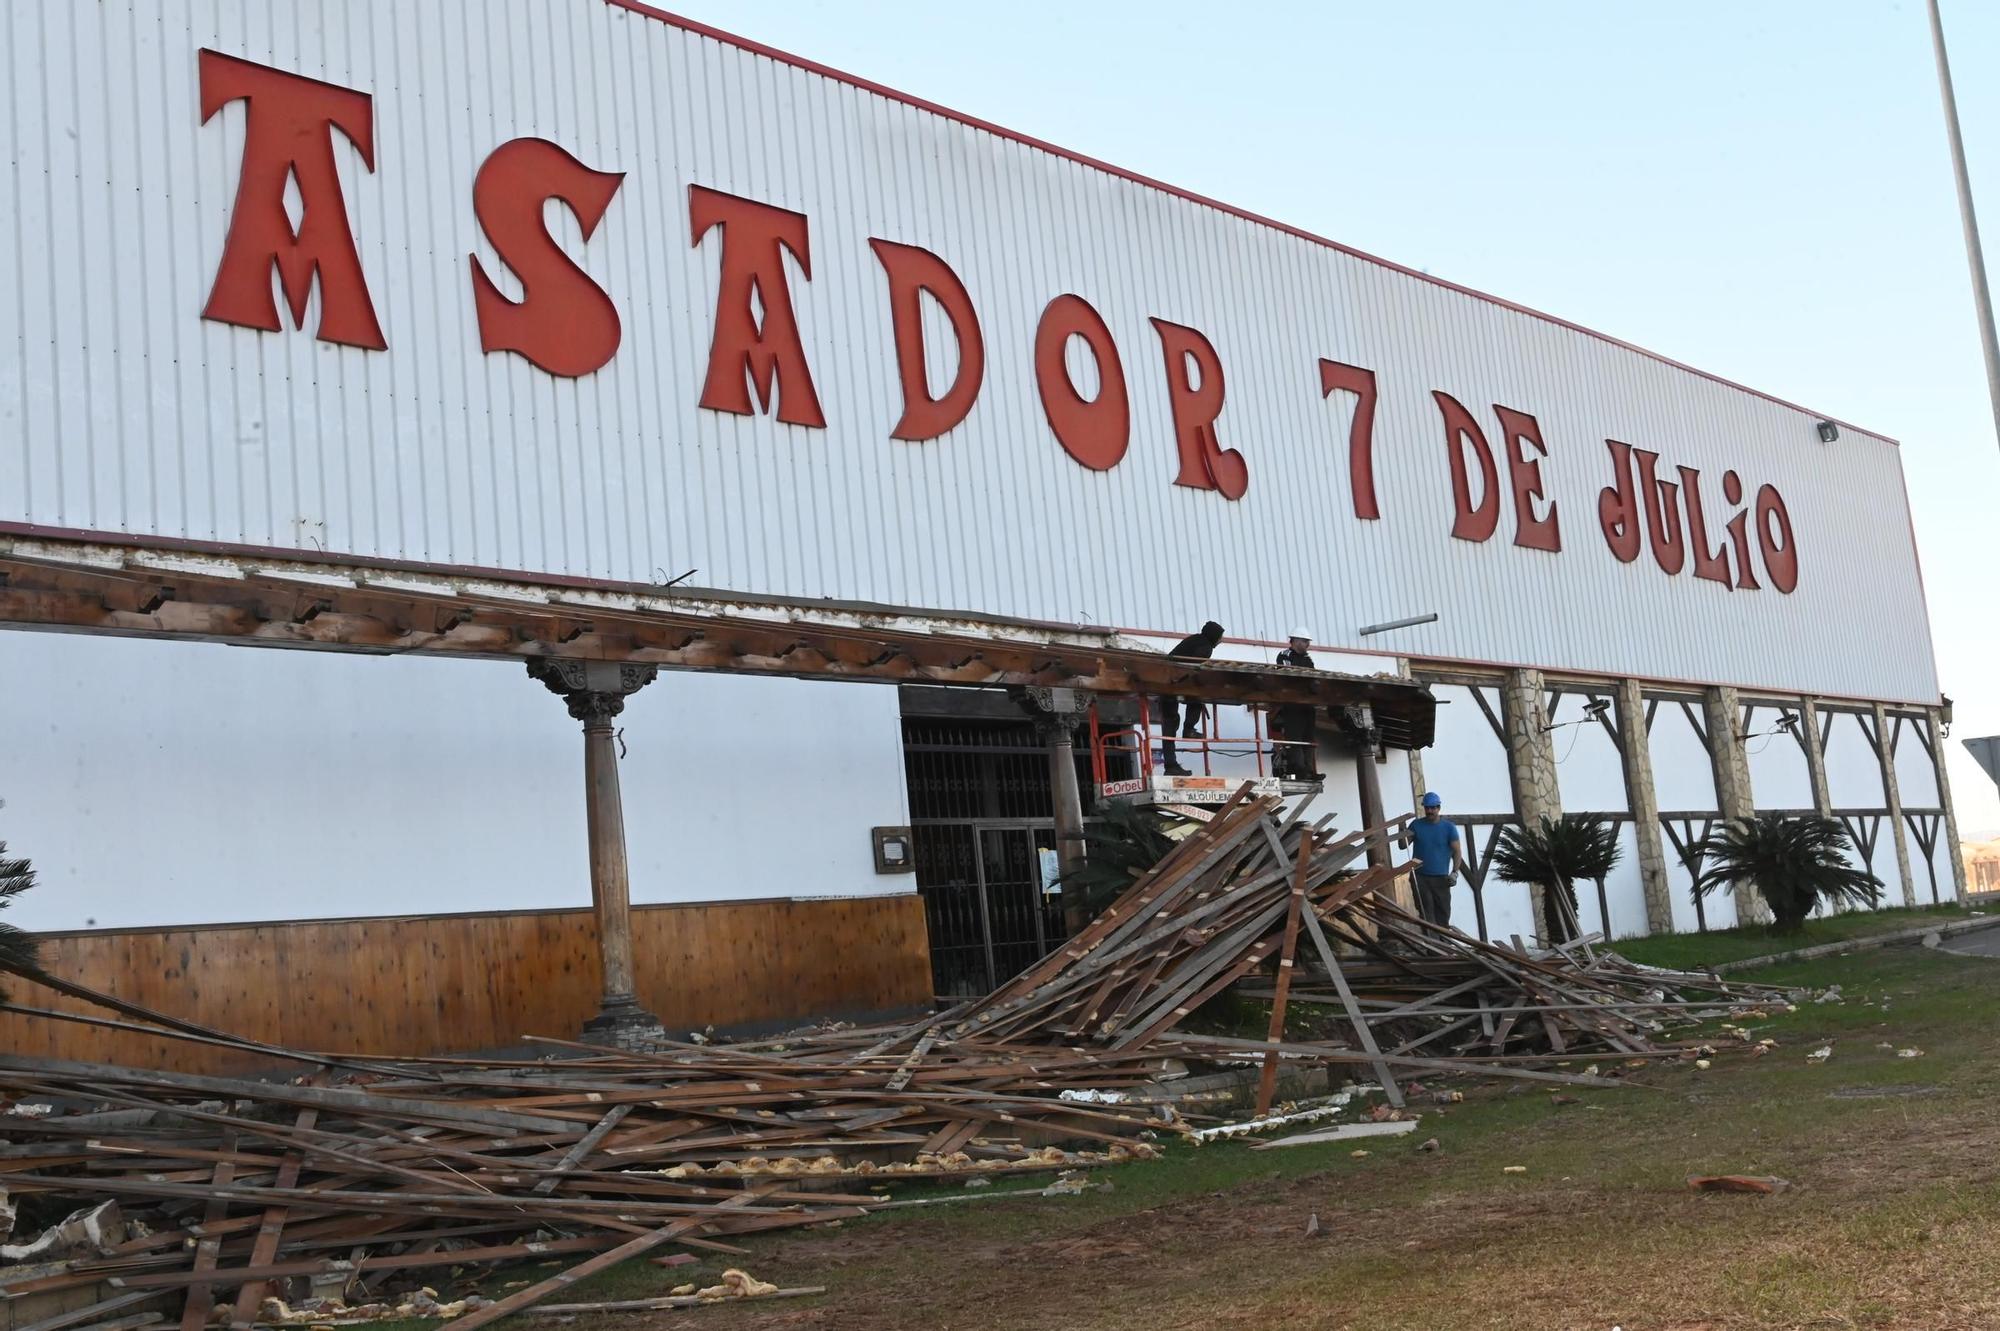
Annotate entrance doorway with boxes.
[911,821,1062,998]
[900,695,1073,998]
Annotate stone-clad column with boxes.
[1499,669,1562,940]
[1614,678,1673,935]
[528,658,665,1048]
[1703,685,1769,924]
[1799,697,1834,818]
[1933,706,1970,900]
[1872,701,1918,907]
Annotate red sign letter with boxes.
[1634,448,1686,575]
[870,239,985,442]
[689,185,825,427]
[198,49,385,349]
[1494,405,1561,552]
[1319,359,1380,520]
[1150,319,1247,499]
[1433,392,1499,542]
[1599,440,1643,563]
[1035,296,1130,470]
[1721,470,1761,591]
[1679,465,1734,587]
[1757,484,1799,593]
[469,139,625,378]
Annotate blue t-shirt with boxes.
[1409,817,1459,877]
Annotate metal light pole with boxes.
[1928,0,2000,451]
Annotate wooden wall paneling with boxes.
[0,896,932,1072]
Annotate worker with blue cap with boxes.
[1408,791,1469,928]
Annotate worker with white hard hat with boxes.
[1271,626,1319,782]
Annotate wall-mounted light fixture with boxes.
[872,826,915,874]
[1738,710,1801,743]
[1815,420,1840,444]
[1541,696,1611,733]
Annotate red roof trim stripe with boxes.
[603,0,1897,447]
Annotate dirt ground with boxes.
[715,1112,2000,1330]
[525,946,2000,1331]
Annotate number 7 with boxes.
[1319,358,1380,520]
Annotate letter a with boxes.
[198,49,385,350]
[689,185,825,427]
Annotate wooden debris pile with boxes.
[0,788,1777,1326]
[950,788,1779,1111]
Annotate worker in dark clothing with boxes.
[1159,621,1223,777]
[1272,626,1320,782]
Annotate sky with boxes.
[664,0,2000,836]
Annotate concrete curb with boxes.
[1709,913,2000,974]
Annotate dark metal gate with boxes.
[901,713,1069,998]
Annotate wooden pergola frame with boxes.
[0,530,1435,1043]
[0,534,1434,745]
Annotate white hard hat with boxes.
[1288,626,1313,641]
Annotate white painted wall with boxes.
[1823,712,1886,810]
[1743,709,1814,812]
[1585,825,1650,942]
[1892,716,1943,807]
[1422,686,1513,816]
[1915,832,1957,905]
[1550,694,1627,814]
[0,631,911,931]
[1546,696,1646,940]
[1646,701,1717,813]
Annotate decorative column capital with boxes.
[1013,685,1093,741]
[528,659,659,728]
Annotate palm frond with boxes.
[1057,802,1189,913]
[1491,816,1622,891]
[1691,814,1881,933]
[0,845,36,901]
[0,834,41,991]
[1491,816,1621,944]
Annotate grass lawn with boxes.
[1612,901,1983,971]
[388,942,2000,1331]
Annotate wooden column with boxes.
[1351,706,1390,870]
[1871,701,1919,907]
[1702,685,1768,924]
[1614,678,1673,935]
[1017,687,1094,934]
[1396,659,1429,812]
[529,659,664,1048]
[1392,660,1426,913]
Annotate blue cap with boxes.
[1421,791,1442,808]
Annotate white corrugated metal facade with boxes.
[0,0,1939,704]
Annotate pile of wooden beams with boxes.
[949,788,1781,1113]
[0,789,1776,1327]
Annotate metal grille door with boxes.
[902,716,1069,998]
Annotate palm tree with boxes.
[1055,801,1187,916]
[1491,816,1623,945]
[0,833,41,999]
[1691,815,1881,934]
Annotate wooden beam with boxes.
[0,554,1435,743]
